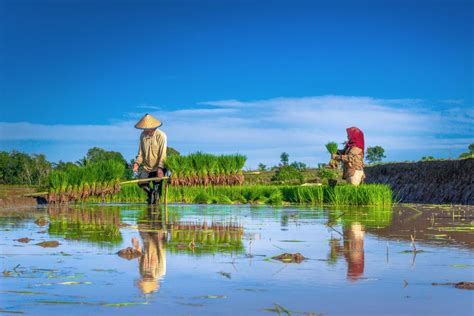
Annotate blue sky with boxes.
[1,0,472,167]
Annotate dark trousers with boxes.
[138,168,164,204]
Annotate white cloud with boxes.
[1,95,472,167]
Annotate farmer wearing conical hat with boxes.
[332,127,365,186]
[132,114,167,204]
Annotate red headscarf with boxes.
[346,127,365,153]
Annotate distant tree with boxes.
[290,161,307,171]
[167,147,180,157]
[458,143,474,159]
[86,147,127,164]
[366,146,386,164]
[83,147,133,179]
[258,163,267,172]
[76,157,90,167]
[54,161,80,173]
[280,152,289,166]
[32,154,52,186]
[421,156,435,161]
[272,165,304,184]
[0,151,52,185]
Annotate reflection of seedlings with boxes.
[16,237,32,243]
[36,241,60,248]
[272,253,306,263]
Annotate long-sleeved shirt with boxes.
[335,146,364,179]
[135,129,167,172]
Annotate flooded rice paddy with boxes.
[1,204,473,315]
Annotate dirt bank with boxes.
[365,158,473,205]
[0,185,44,209]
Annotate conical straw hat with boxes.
[135,114,162,129]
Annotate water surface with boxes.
[1,204,473,315]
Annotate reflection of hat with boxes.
[135,114,162,129]
[138,279,159,294]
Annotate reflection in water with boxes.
[47,206,122,245]
[168,220,244,255]
[133,206,167,294]
[329,223,365,282]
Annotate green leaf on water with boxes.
[1,290,45,295]
[450,264,472,269]
[102,302,149,307]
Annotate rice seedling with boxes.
[164,153,246,186]
[161,184,392,206]
[326,141,339,168]
[46,160,125,204]
[325,142,338,155]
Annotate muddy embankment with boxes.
[0,186,45,209]
[365,158,474,205]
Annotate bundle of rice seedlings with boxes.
[325,142,339,169]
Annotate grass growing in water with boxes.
[98,183,392,206]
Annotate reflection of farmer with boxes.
[132,114,167,204]
[328,223,365,282]
[132,207,167,294]
[343,223,365,282]
[332,127,365,186]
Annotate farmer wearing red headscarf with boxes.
[332,127,365,186]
